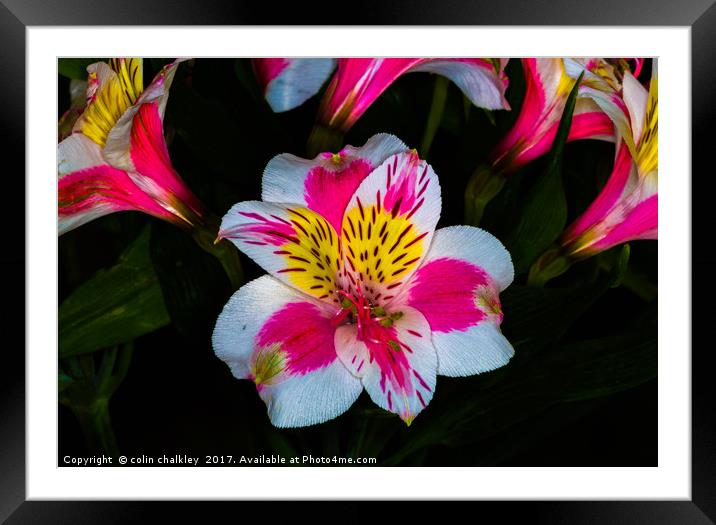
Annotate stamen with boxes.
[334,288,404,349]
[331,307,352,326]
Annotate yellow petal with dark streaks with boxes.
[637,76,658,176]
[75,59,144,146]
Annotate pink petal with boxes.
[319,58,510,132]
[334,305,437,424]
[253,58,290,88]
[562,142,635,245]
[590,194,658,251]
[490,58,561,170]
[396,226,514,377]
[499,109,615,171]
[631,58,645,78]
[57,132,178,234]
[213,275,361,428]
[570,109,615,142]
[407,258,490,331]
[304,158,375,232]
[127,102,204,223]
[257,301,339,374]
[319,58,420,131]
[58,162,178,235]
[562,141,657,257]
[491,58,620,173]
[262,133,407,232]
[103,59,187,172]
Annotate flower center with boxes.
[332,288,404,343]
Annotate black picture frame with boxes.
[3,0,712,520]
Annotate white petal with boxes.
[622,71,648,145]
[262,133,408,232]
[213,275,297,379]
[212,275,362,428]
[395,226,515,377]
[411,58,510,110]
[261,132,407,206]
[263,58,336,112]
[261,360,362,428]
[423,225,514,291]
[434,322,514,377]
[58,203,118,236]
[218,201,342,300]
[103,59,187,172]
[334,306,437,424]
[58,133,105,177]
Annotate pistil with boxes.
[332,288,403,345]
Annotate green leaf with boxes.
[352,277,620,465]
[608,244,631,288]
[59,228,170,357]
[419,76,449,158]
[149,221,231,336]
[382,264,654,465]
[543,72,584,173]
[598,244,656,300]
[384,329,656,466]
[58,372,74,392]
[233,58,264,105]
[58,58,104,80]
[500,277,611,358]
[504,72,584,273]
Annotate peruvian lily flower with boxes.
[489,57,631,174]
[58,58,204,235]
[253,58,511,133]
[213,134,515,427]
[561,65,658,257]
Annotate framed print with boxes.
[3,0,713,521]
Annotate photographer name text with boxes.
[63,454,377,466]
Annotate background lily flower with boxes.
[318,58,511,133]
[254,58,511,134]
[213,139,514,427]
[561,67,658,257]
[252,58,336,112]
[57,79,87,141]
[58,58,204,235]
[489,58,627,174]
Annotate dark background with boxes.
[58,58,657,466]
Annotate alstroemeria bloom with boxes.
[58,58,204,235]
[489,58,632,174]
[254,58,510,133]
[213,134,514,427]
[561,66,658,257]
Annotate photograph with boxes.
[57,56,659,468]
[0,0,707,516]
